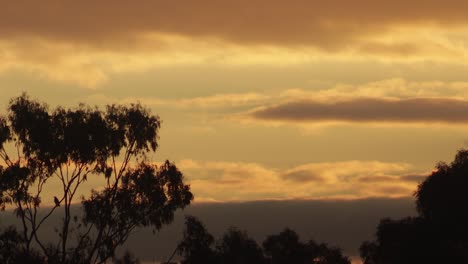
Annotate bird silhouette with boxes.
[54,196,60,207]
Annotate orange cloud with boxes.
[2,2,468,87]
[179,159,424,201]
[2,0,468,48]
[3,1,468,86]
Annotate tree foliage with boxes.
[361,149,468,264]
[216,227,266,264]
[0,226,43,264]
[0,94,193,263]
[178,216,216,264]
[416,149,468,239]
[263,228,350,264]
[178,216,350,264]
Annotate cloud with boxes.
[399,173,428,183]
[2,2,468,86]
[87,92,271,109]
[308,78,468,99]
[249,97,468,124]
[0,35,337,88]
[87,78,468,127]
[89,78,468,108]
[1,33,467,88]
[179,159,424,201]
[357,173,427,183]
[281,170,327,183]
[2,0,468,48]
[227,78,468,127]
[0,35,240,88]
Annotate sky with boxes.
[1,1,468,203]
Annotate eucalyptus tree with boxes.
[0,94,193,263]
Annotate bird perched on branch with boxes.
[54,196,60,207]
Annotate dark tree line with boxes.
[177,216,351,264]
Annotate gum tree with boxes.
[0,94,193,263]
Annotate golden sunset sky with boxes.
[1,0,468,203]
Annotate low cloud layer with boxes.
[249,97,468,124]
[179,160,426,201]
[0,198,416,263]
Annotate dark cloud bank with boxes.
[2,0,468,49]
[0,198,414,261]
[251,98,468,124]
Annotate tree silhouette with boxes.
[216,227,266,264]
[416,149,468,243]
[263,228,350,264]
[178,216,350,264]
[113,251,140,264]
[263,228,304,264]
[0,94,193,263]
[361,149,468,264]
[359,217,444,264]
[178,216,216,264]
[0,226,43,264]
